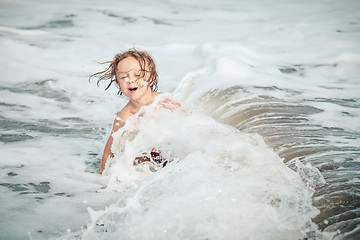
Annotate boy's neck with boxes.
[129,91,158,112]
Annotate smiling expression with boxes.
[116,57,151,99]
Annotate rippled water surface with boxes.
[0,0,359,239]
[196,86,360,235]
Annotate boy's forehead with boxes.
[117,67,139,74]
[117,57,139,70]
[116,58,149,73]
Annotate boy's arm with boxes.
[99,115,126,174]
[99,136,114,174]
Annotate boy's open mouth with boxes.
[128,87,138,93]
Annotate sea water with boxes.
[0,0,359,239]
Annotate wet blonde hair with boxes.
[90,48,159,94]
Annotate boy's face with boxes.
[116,57,151,100]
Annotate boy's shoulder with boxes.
[116,105,132,121]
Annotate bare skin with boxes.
[99,57,180,174]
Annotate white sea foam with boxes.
[0,0,359,239]
[64,101,322,239]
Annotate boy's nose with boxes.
[129,78,137,83]
[128,74,138,83]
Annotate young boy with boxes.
[90,48,180,174]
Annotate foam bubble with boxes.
[83,102,321,239]
[0,0,358,239]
